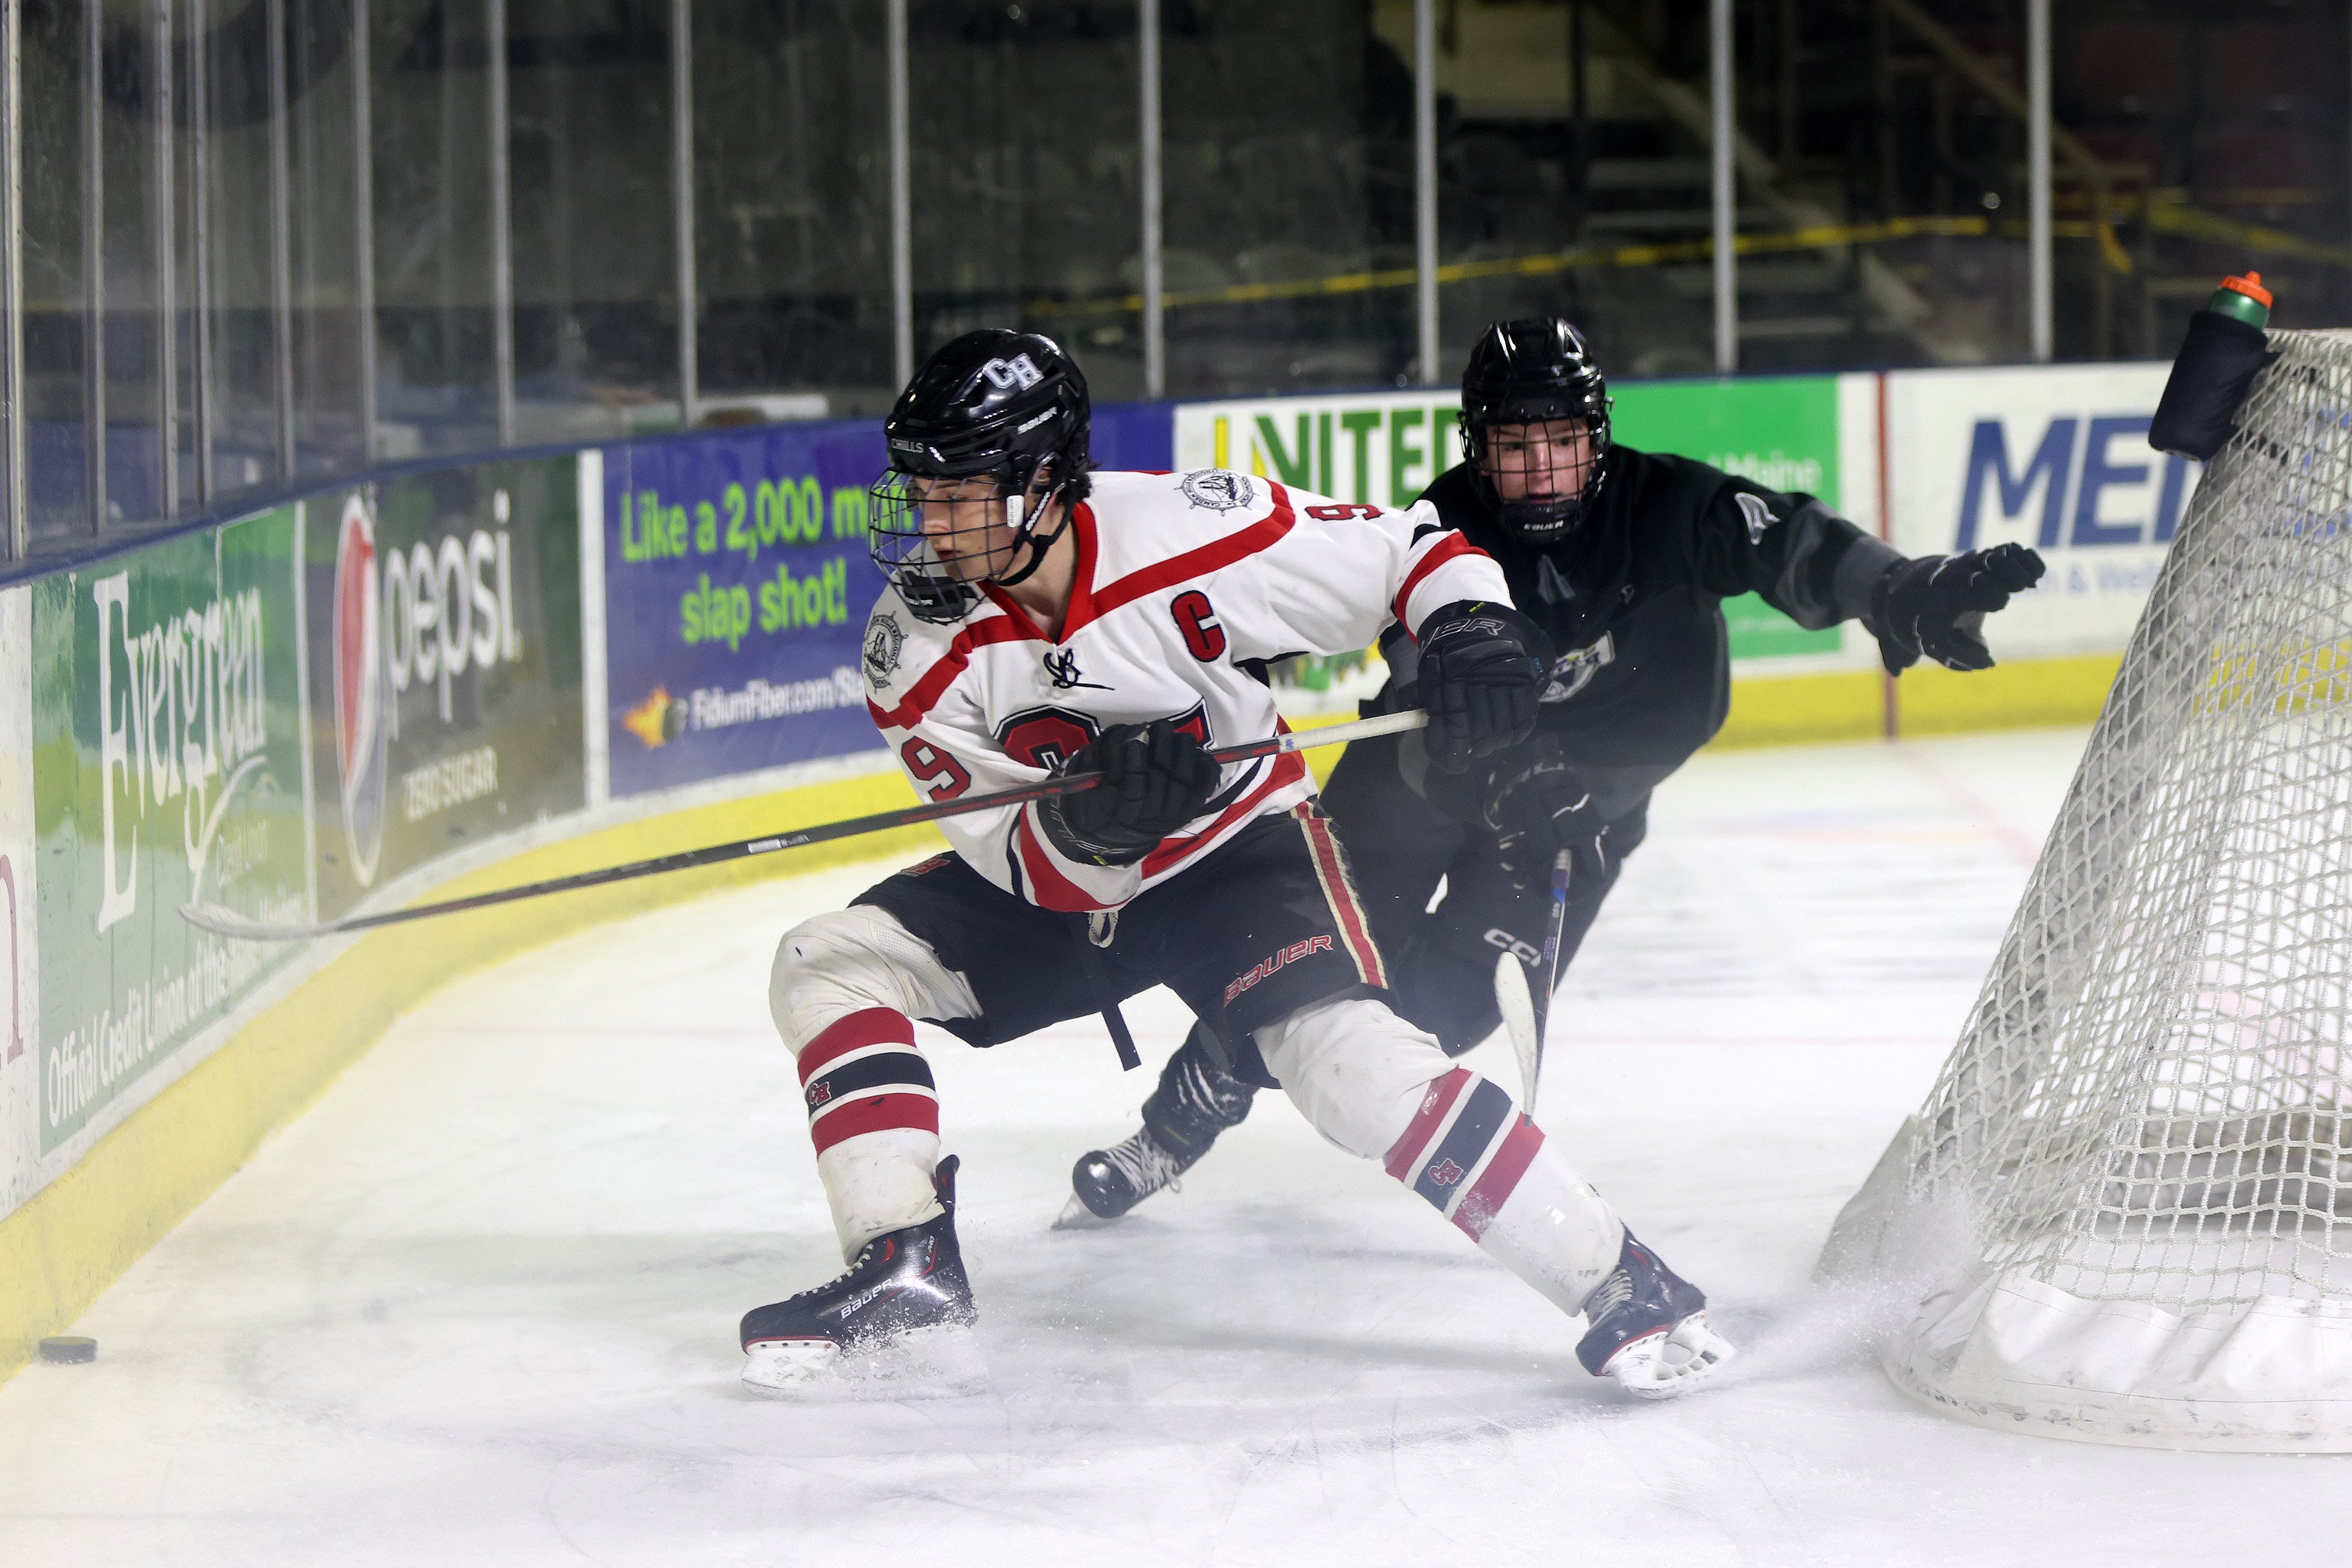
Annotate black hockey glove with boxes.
[1414,600,1551,774]
[1036,719,1220,867]
[1868,543,2046,674]
[1483,737,1604,888]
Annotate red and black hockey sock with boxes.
[797,1007,939,1153]
[1381,1067,1549,1239]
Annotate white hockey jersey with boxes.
[857,467,1511,913]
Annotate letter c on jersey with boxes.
[1171,590,1227,662]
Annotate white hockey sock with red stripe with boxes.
[797,1007,945,1261]
[1381,1067,1625,1316]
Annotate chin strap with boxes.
[986,484,1073,593]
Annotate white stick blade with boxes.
[178,902,335,942]
[1493,951,1541,1109]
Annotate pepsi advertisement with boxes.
[307,458,586,920]
[599,422,892,798]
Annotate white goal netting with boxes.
[1826,329,2352,1450]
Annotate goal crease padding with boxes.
[1821,330,2352,1453]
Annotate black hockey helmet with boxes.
[1458,318,1613,543]
[869,328,1093,623]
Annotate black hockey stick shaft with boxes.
[183,708,1429,942]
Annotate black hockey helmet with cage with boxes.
[1458,318,1613,543]
[869,328,1092,623]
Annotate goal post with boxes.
[1823,329,2352,1451]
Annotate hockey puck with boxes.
[37,1336,96,1365]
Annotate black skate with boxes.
[1574,1228,1737,1399]
[1057,1032,1257,1227]
[739,1156,978,1396]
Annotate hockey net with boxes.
[1824,328,2352,1450]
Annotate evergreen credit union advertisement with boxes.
[31,506,312,1154]
[600,421,890,797]
[1172,375,1846,662]
[307,457,586,921]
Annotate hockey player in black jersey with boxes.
[1065,315,2045,1224]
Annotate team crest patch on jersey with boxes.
[1541,633,1614,703]
[1179,470,1255,513]
[864,613,906,685]
[1734,492,1776,543]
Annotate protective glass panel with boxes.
[505,0,679,445]
[907,2,1144,403]
[693,0,893,419]
[370,0,499,458]
[21,0,91,543]
[1162,0,1413,396]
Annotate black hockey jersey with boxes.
[1384,448,1900,822]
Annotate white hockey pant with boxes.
[771,906,1626,1313]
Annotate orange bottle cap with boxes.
[2220,271,2272,307]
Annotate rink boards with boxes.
[0,358,2190,1382]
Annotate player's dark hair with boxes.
[869,328,1094,623]
[1458,318,1613,543]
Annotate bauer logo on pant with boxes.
[1224,935,1335,1005]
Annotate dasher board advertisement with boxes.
[1172,376,1855,665]
[598,421,891,797]
[30,508,312,1157]
[1884,362,2193,662]
[309,458,587,922]
[1,587,38,1220]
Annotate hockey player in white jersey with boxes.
[740,328,1734,1399]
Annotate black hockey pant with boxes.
[1145,735,1643,1153]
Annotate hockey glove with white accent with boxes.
[1036,719,1220,866]
[1868,543,2046,674]
[1483,736,1604,887]
[1415,600,1551,773]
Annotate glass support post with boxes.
[1710,0,1736,373]
[82,0,103,535]
[2027,0,2052,362]
[190,0,214,500]
[154,0,176,517]
[1412,0,1437,384]
[488,0,514,442]
[887,0,910,387]
[1138,0,1162,398]
[0,0,20,560]
[266,0,293,474]
[671,0,696,430]
[353,0,374,461]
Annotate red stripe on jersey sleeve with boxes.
[1383,1068,1472,1182]
[867,614,1042,731]
[797,1007,919,1082]
[1391,531,1483,637]
[1450,1116,1544,1240]
[1070,483,1298,633]
[1014,808,1119,913]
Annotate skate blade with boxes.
[1602,1313,1739,1402]
[1052,1193,1122,1230]
[741,1324,986,1402]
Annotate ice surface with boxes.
[5,728,2347,1566]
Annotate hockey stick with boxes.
[180,708,1430,943]
[1492,846,1574,1111]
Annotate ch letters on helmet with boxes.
[982,354,1044,392]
